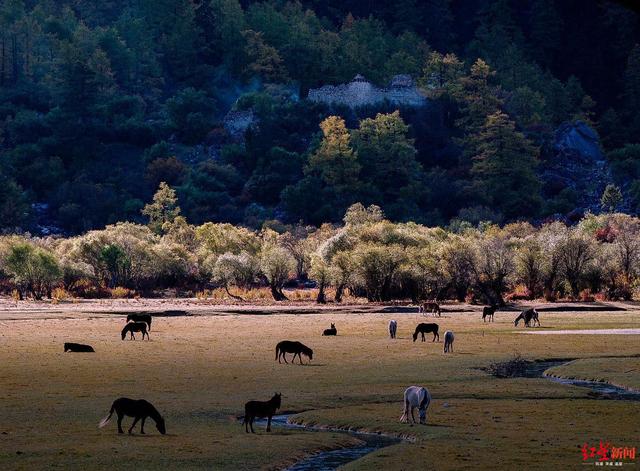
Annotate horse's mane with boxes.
[270,393,282,408]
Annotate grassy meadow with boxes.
[0,302,639,470]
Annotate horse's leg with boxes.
[250,418,255,434]
[266,415,272,432]
[299,352,304,365]
[283,352,288,364]
[411,406,416,424]
[245,416,250,433]
[128,417,140,434]
[117,413,124,434]
[140,417,146,434]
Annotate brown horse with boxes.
[64,342,95,352]
[419,302,441,317]
[275,341,313,364]
[413,323,440,342]
[126,313,152,331]
[121,322,149,340]
[514,308,540,327]
[98,398,166,435]
[243,393,282,433]
[482,306,496,322]
[322,323,337,336]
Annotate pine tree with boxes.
[624,44,640,135]
[469,111,541,218]
[306,116,360,189]
[528,0,563,68]
[421,51,464,94]
[352,111,421,202]
[242,30,289,83]
[453,59,503,132]
[624,44,640,111]
[142,182,181,234]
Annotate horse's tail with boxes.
[98,403,115,428]
[400,392,410,422]
[400,393,409,422]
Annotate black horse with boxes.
[482,306,496,323]
[121,322,149,340]
[64,342,95,352]
[275,340,313,364]
[514,308,540,327]
[322,323,337,336]
[243,393,282,433]
[127,313,152,331]
[99,397,166,435]
[412,323,440,342]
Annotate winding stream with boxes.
[258,415,403,471]
[260,360,639,471]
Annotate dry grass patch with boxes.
[0,305,639,469]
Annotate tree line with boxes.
[2,200,640,305]
[2,1,640,233]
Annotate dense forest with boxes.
[1,0,640,235]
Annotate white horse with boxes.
[389,320,397,339]
[443,330,454,353]
[400,386,431,424]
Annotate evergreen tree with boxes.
[242,30,289,83]
[528,0,563,68]
[352,111,422,205]
[624,44,640,136]
[452,59,503,135]
[421,51,464,94]
[469,111,541,218]
[306,116,360,189]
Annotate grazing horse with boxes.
[419,302,441,317]
[243,393,282,433]
[400,386,432,425]
[126,313,152,331]
[322,323,337,336]
[121,322,149,340]
[98,398,166,435]
[443,331,455,353]
[275,341,313,364]
[413,323,440,342]
[482,306,496,323]
[514,308,540,327]
[389,319,398,339]
[64,342,95,352]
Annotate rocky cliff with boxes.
[543,121,612,214]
